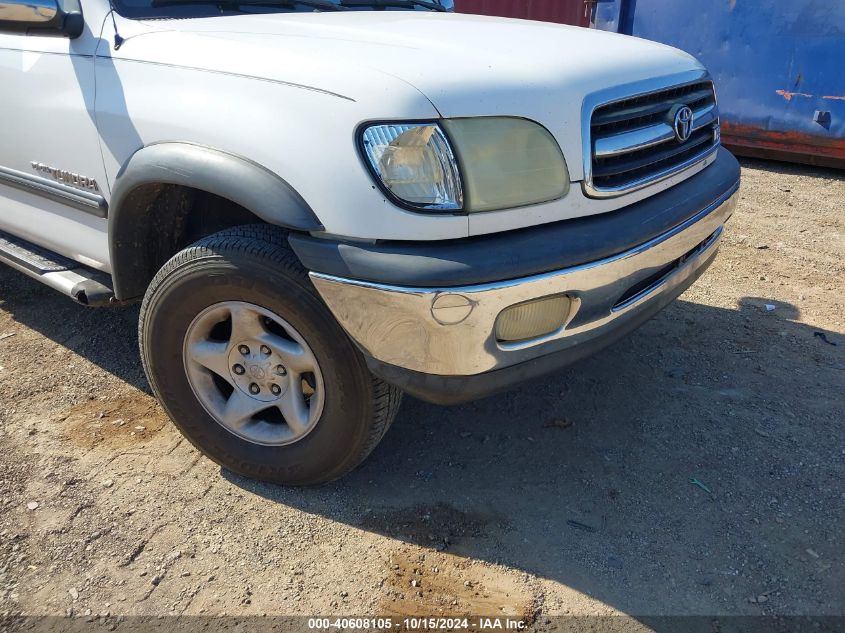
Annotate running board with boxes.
[0,230,115,307]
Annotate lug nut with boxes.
[249,383,260,395]
[238,345,250,356]
[232,364,245,375]
[270,384,281,396]
[260,345,271,355]
[275,365,287,376]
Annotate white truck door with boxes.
[0,0,112,271]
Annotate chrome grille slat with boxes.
[593,128,713,179]
[591,87,715,129]
[586,79,721,197]
[595,103,718,158]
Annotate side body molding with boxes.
[108,142,323,299]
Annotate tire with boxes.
[139,224,402,485]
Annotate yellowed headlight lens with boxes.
[442,117,569,213]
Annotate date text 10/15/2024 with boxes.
[308,617,529,630]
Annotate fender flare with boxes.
[108,142,323,299]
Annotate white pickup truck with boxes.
[0,0,739,484]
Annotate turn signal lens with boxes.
[361,124,463,211]
[495,295,573,343]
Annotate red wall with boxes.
[454,0,589,27]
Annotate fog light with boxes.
[495,295,573,343]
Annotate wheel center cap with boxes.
[227,341,288,403]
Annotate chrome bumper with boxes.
[310,188,738,377]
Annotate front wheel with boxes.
[139,225,402,485]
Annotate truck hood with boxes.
[119,11,704,180]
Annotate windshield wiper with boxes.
[151,0,346,9]
[339,0,447,11]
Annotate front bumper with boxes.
[304,151,740,404]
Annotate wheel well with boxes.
[110,183,270,300]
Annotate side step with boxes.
[0,230,115,307]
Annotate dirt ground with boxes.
[0,158,842,630]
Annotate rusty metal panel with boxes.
[594,0,845,167]
[454,0,590,26]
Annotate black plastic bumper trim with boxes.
[290,149,740,288]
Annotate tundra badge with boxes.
[31,162,101,193]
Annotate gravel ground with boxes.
[0,158,842,630]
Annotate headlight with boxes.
[360,123,463,211]
[360,118,569,213]
[442,117,569,212]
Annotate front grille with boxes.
[588,80,720,196]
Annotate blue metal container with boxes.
[595,0,845,167]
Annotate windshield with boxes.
[113,0,454,20]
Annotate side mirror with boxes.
[0,0,84,38]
